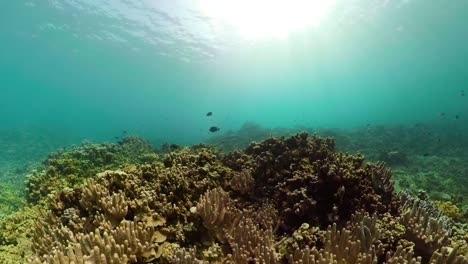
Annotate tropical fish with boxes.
[206,112,213,116]
[209,126,220,132]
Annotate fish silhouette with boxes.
[209,126,220,132]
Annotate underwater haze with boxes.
[1,0,467,145]
[1,1,468,262]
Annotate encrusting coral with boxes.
[0,134,466,263]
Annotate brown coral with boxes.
[399,191,451,262]
[223,132,399,231]
[16,133,466,263]
[31,220,158,263]
[195,188,242,243]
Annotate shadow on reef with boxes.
[0,133,466,263]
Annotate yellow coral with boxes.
[434,200,462,221]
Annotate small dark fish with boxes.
[209,126,220,133]
[122,130,128,134]
[206,112,213,117]
[455,115,459,119]
[423,153,429,157]
[461,90,465,96]
[438,112,445,117]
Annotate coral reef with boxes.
[0,206,40,263]
[24,136,157,204]
[0,133,466,263]
[434,201,463,222]
[0,182,24,218]
[221,133,399,231]
[207,122,468,211]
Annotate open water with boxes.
[0,0,467,215]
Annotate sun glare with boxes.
[199,0,336,39]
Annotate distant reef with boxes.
[0,133,466,263]
[207,122,468,214]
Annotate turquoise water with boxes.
[1,1,468,202]
[1,0,467,145]
[0,1,467,261]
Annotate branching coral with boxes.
[429,246,468,264]
[225,218,278,263]
[101,192,128,226]
[1,133,465,263]
[287,210,465,264]
[288,219,382,264]
[24,136,156,204]
[172,247,206,264]
[195,188,242,242]
[222,132,399,231]
[398,191,452,262]
[371,161,394,196]
[228,169,255,195]
[31,220,158,263]
[384,246,421,264]
[28,145,227,263]
[79,178,110,211]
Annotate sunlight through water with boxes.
[199,0,336,39]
